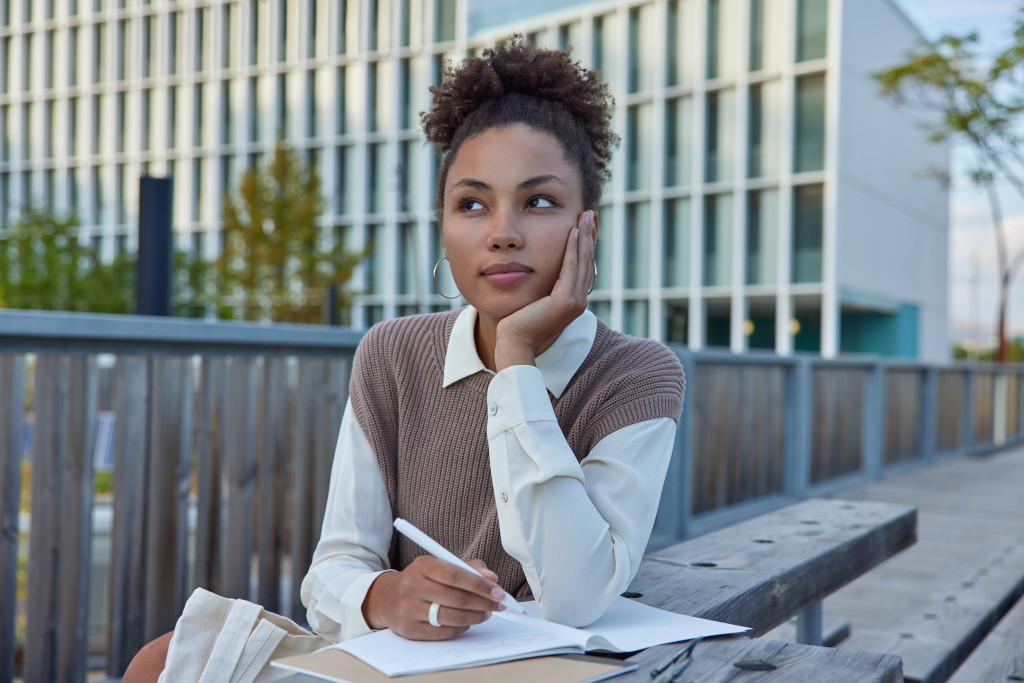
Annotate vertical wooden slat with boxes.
[107,356,150,676]
[56,356,98,683]
[0,355,26,683]
[25,355,69,683]
[290,360,317,618]
[194,357,226,594]
[223,358,256,600]
[257,358,287,612]
[143,357,191,640]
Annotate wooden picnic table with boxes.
[615,497,916,682]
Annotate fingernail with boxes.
[491,587,505,600]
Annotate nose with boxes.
[487,209,524,250]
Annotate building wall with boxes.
[834,0,950,360]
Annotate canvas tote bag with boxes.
[158,588,330,683]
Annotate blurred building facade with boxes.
[0,0,948,358]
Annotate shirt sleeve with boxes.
[486,365,676,627]
[300,399,395,642]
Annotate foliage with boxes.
[874,11,1024,362]
[216,141,363,324]
[0,207,135,314]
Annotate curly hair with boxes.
[422,35,619,217]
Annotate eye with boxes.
[458,198,485,212]
[526,195,556,209]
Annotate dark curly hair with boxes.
[422,35,619,218]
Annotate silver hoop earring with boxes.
[433,257,461,300]
[588,262,598,295]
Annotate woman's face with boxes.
[442,124,587,324]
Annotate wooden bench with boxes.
[948,590,1024,682]
[616,497,916,681]
[840,535,1024,683]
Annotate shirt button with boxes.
[489,403,498,416]
[500,490,508,503]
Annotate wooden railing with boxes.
[1,309,1022,682]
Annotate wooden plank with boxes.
[56,356,98,683]
[107,356,150,676]
[0,355,25,683]
[143,357,192,640]
[257,357,287,612]
[222,357,256,600]
[290,360,318,619]
[24,355,69,683]
[628,498,917,636]
[620,636,903,683]
[841,536,1024,683]
[194,357,226,594]
[948,593,1024,682]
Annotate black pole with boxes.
[136,176,173,316]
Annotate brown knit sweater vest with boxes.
[349,309,685,599]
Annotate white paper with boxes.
[332,597,748,676]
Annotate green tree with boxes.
[874,11,1024,362]
[216,141,362,323]
[0,206,135,313]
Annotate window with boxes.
[625,202,651,289]
[399,58,414,130]
[141,17,152,78]
[336,0,348,54]
[792,184,822,283]
[594,205,613,291]
[0,106,6,161]
[141,90,151,150]
[221,81,232,144]
[628,5,656,93]
[277,0,288,62]
[558,21,582,52]
[44,30,54,89]
[368,143,386,214]
[195,8,206,71]
[704,88,736,182]
[663,198,692,287]
[626,103,653,191]
[306,0,317,58]
[592,14,620,92]
[194,83,204,146]
[794,74,825,172]
[706,0,739,80]
[116,20,126,80]
[116,92,125,152]
[192,158,202,221]
[398,222,419,295]
[223,3,234,69]
[748,80,781,177]
[665,96,694,187]
[365,224,386,294]
[306,70,317,138]
[703,193,733,287]
[169,12,179,74]
[91,165,103,223]
[746,189,778,285]
[435,0,455,42]
[20,103,29,159]
[667,0,699,86]
[91,95,101,153]
[336,145,353,214]
[367,62,378,132]
[400,140,420,213]
[168,86,178,148]
[749,0,784,71]
[44,100,53,157]
[624,301,649,337]
[336,67,347,134]
[250,0,260,65]
[115,164,125,223]
[248,77,259,141]
[1,37,8,93]
[797,0,828,62]
[276,74,287,135]
[664,302,689,343]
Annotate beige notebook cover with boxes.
[272,650,637,683]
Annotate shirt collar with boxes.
[442,306,598,399]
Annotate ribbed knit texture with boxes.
[349,309,685,599]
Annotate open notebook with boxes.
[273,596,748,678]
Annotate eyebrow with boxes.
[448,174,568,194]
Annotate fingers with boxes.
[467,558,500,584]
[576,210,597,295]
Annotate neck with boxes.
[474,310,500,372]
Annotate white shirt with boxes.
[300,307,677,642]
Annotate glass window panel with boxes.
[746,188,778,285]
[403,0,423,49]
[0,173,7,230]
[667,0,698,86]
[250,1,260,64]
[626,103,653,191]
[195,9,206,71]
[367,62,378,132]
[704,88,735,182]
[115,92,125,152]
[589,300,612,326]
[368,143,387,214]
[400,140,420,213]
[706,0,740,80]
[593,14,620,92]
[248,77,259,141]
[625,202,650,289]
[115,164,125,223]
[21,102,29,159]
[399,58,415,130]
[435,0,455,42]
[792,183,822,283]
[221,80,232,144]
[277,0,288,61]
[372,61,392,132]
[365,224,386,294]
[750,0,786,71]
[93,23,104,83]
[194,83,204,146]
[398,222,419,295]
[170,11,179,74]
[665,301,689,343]
[91,95,101,153]
[703,193,733,287]
[797,0,828,62]
[794,74,825,172]
[0,106,6,161]
[2,37,9,93]
[337,145,353,214]
[748,79,780,177]
[192,158,202,220]
[594,204,613,291]
[44,30,53,89]
[116,20,126,80]
[44,100,54,157]
[306,0,317,58]
[306,70,317,138]
[625,300,649,337]
[665,96,694,187]
[168,86,178,148]
[628,5,656,93]
[223,3,234,68]
[91,165,103,223]
[276,73,287,135]
[375,0,390,53]
[558,21,582,52]
[705,308,731,347]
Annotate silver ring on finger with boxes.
[428,601,442,628]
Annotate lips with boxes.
[482,262,532,285]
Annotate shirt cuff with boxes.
[334,569,393,641]
[486,365,557,441]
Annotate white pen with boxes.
[393,517,527,615]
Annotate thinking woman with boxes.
[125,35,684,681]
[301,36,685,642]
